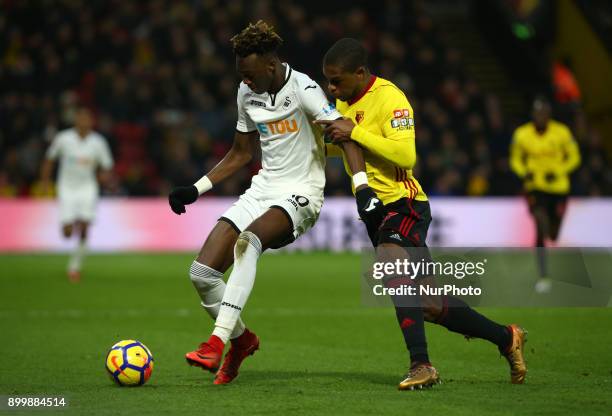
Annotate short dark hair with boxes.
[230,20,283,58]
[323,38,368,72]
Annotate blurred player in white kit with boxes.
[40,107,114,282]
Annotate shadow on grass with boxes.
[235,369,398,386]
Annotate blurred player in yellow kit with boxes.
[510,97,581,293]
[317,38,526,390]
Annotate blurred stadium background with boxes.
[2,2,612,414]
[1,0,611,250]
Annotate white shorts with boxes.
[58,186,98,225]
[220,186,323,247]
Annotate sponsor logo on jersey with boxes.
[391,109,413,129]
[355,111,365,124]
[390,116,414,130]
[249,100,267,108]
[256,117,299,135]
[72,156,94,166]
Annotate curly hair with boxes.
[231,20,283,57]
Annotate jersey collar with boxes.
[347,75,377,106]
[269,63,292,106]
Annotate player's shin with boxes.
[212,231,262,344]
[189,261,246,338]
[68,240,87,273]
[386,277,430,365]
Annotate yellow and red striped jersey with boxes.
[510,120,581,194]
[327,75,427,204]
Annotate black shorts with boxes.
[367,198,432,248]
[527,191,568,226]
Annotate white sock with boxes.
[68,240,86,272]
[212,231,262,344]
[189,261,245,339]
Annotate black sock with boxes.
[536,246,547,278]
[436,296,511,350]
[394,306,429,364]
[387,277,429,365]
[535,213,548,278]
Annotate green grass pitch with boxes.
[1,253,611,415]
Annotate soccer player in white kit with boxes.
[40,107,114,282]
[167,21,354,385]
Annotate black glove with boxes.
[356,187,385,245]
[356,187,384,223]
[168,185,199,215]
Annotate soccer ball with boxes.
[105,340,154,386]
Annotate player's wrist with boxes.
[352,171,368,189]
[194,175,213,195]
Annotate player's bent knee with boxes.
[189,260,223,293]
[197,221,239,271]
[234,231,262,259]
[189,260,226,319]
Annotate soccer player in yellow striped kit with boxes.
[510,97,581,293]
[317,38,527,390]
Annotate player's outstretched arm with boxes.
[168,130,258,215]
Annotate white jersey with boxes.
[46,128,114,191]
[236,64,341,196]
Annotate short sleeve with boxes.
[296,79,341,121]
[46,134,63,160]
[236,88,257,133]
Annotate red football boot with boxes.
[185,335,225,373]
[214,329,259,385]
[67,270,81,283]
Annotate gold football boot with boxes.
[398,363,440,390]
[502,324,527,384]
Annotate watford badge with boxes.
[355,111,365,124]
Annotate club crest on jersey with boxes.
[283,96,292,109]
[256,117,299,135]
[355,111,365,124]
